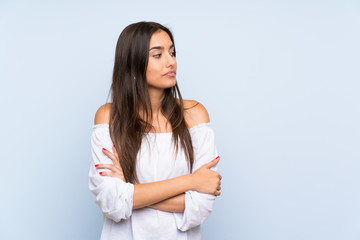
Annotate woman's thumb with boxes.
[205,156,220,168]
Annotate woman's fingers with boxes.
[98,147,125,181]
[98,171,114,177]
[103,147,122,169]
[98,169,124,178]
[96,164,125,180]
[95,164,123,175]
[112,145,119,159]
[99,171,108,176]
[111,145,121,168]
[95,163,117,171]
[103,147,124,173]
[102,148,117,163]
[203,156,220,169]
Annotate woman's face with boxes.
[146,30,177,91]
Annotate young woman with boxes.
[89,21,222,240]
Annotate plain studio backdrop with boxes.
[0,0,359,239]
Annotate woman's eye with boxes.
[153,52,176,58]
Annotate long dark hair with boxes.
[109,21,194,183]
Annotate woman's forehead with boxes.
[149,30,173,50]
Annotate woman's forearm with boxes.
[98,146,220,210]
[133,175,192,209]
[148,193,185,213]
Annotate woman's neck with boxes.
[139,87,172,132]
[147,87,165,114]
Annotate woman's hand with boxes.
[191,156,222,196]
[95,145,126,182]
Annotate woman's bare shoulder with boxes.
[94,103,111,124]
[182,99,210,128]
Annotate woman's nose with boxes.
[165,52,176,67]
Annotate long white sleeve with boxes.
[175,123,219,231]
[88,124,134,223]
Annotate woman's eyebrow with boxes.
[149,44,175,51]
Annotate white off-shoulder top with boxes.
[88,123,219,240]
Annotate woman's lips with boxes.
[164,71,176,77]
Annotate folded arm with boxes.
[90,103,221,223]
[97,146,220,209]
[147,194,185,213]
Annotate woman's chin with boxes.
[148,79,177,90]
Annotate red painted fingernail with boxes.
[216,156,220,160]
[102,148,106,151]
[113,144,115,148]
[94,164,99,167]
[99,172,103,175]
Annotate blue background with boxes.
[1,0,359,239]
